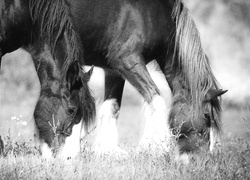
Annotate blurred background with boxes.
[0,0,250,145]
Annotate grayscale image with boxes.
[0,0,249,179]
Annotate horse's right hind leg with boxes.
[92,70,127,155]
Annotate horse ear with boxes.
[66,61,81,90]
[83,65,94,82]
[205,89,228,101]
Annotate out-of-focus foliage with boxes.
[185,0,250,105]
[0,49,39,104]
[0,49,39,141]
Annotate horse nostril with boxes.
[61,126,72,136]
[51,135,60,150]
[65,127,72,135]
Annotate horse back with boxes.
[69,0,175,64]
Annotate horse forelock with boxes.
[79,79,96,133]
[29,0,84,77]
[210,96,222,132]
[0,1,4,15]
[172,0,222,132]
[0,2,6,37]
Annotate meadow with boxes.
[0,133,249,179]
[0,0,250,179]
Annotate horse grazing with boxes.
[1,0,226,161]
[62,0,226,160]
[0,0,95,158]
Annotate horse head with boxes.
[170,88,227,153]
[59,62,95,137]
[0,0,97,158]
[34,59,95,156]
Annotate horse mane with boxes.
[79,78,96,132]
[29,0,84,73]
[172,0,222,133]
[29,0,96,131]
[0,1,4,17]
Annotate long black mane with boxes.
[172,0,222,133]
[29,0,96,131]
[29,0,84,74]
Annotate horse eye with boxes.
[204,113,210,120]
[67,108,75,115]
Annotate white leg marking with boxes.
[209,128,215,152]
[41,142,53,160]
[138,95,171,152]
[58,120,83,159]
[92,99,127,155]
[85,66,105,109]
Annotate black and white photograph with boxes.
[0,0,249,179]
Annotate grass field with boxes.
[0,136,249,180]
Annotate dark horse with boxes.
[65,0,227,161]
[0,0,226,161]
[0,0,95,158]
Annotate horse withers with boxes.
[0,0,95,159]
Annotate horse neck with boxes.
[28,0,87,96]
[0,0,32,55]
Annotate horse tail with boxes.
[172,0,222,134]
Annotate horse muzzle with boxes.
[50,134,66,154]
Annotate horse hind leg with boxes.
[91,70,127,156]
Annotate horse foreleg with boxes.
[92,70,127,156]
[139,95,171,152]
[110,54,171,153]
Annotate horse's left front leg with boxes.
[92,69,127,156]
[109,53,171,153]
